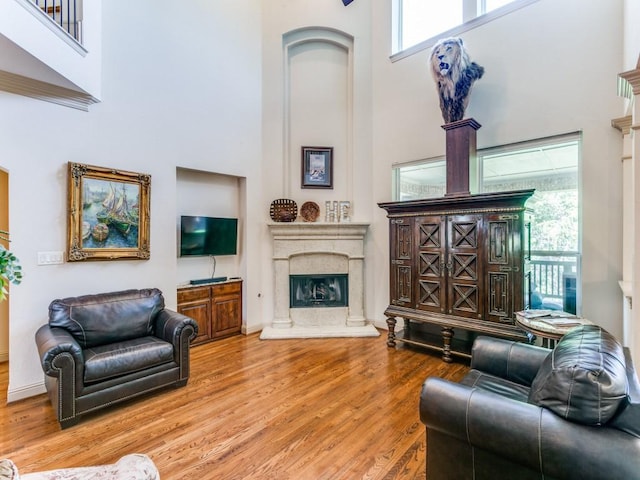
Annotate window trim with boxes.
[390,0,540,62]
[392,131,581,201]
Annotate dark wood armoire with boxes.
[378,119,534,362]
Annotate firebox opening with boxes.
[290,274,349,308]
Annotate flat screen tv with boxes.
[180,216,238,256]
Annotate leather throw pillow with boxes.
[528,325,628,425]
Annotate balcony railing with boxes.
[530,250,579,311]
[33,0,82,43]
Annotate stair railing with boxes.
[32,0,82,44]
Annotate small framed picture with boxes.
[301,146,333,189]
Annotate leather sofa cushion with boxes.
[49,289,164,348]
[84,336,174,384]
[528,325,628,425]
[609,347,640,437]
[461,369,531,403]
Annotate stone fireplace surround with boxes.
[260,222,379,339]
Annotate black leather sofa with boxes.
[420,325,640,480]
[35,288,198,428]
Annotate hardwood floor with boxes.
[0,331,468,479]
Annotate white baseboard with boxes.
[7,381,46,403]
[372,319,390,330]
[243,323,265,335]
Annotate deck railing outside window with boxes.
[33,0,82,43]
[530,250,579,312]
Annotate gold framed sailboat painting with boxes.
[67,162,151,261]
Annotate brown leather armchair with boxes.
[420,325,640,480]
[35,288,198,428]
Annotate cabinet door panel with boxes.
[488,272,510,318]
[396,224,413,259]
[393,265,412,305]
[212,294,241,338]
[485,213,523,323]
[178,300,211,345]
[416,216,446,312]
[450,252,478,280]
[418,279,443,310]
[447,215,483,318]
[488,219,510,265]
[390,218,414,307]
[450,283,479,314]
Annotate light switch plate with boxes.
[37,251,64,265]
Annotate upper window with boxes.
[392,0,539,58]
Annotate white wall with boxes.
[370,0,625,336]
[0,0,263,400]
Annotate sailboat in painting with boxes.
[96,182,138,237]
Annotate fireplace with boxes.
[290,274,348,308]
[261,222,379,339]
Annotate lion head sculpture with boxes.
[429,37,484,124]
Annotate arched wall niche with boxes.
[282,27,354,205]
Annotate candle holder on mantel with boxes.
[442,118,481,197]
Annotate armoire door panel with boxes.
[450,218,479,249]
[418,280,443,310]
[447,215,483,318]
[390,218,414,306]
[419,251,442,277]
[395,222,413,259]
[488,219,510,265]
[416,216,446,312]
[392,264,413,306]
[488,271,510,320]
[418,220,443,249]
[451,253,478,280]
[449,283,479,316]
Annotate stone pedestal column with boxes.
[272,258,292,328]
[347,256,365,326]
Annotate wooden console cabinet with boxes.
[177,279,242,346]
[379,190,534,362]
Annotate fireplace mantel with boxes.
[261,222,379,339]
[268,222,369,240]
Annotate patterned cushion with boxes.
[0,459,19,480]
[528,325,628,425]
[15,454,158,480]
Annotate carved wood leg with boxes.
[441,327,454,363]
[386,317,397,347]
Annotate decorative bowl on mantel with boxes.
[300,201,320,222]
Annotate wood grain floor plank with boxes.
[0,331,468,479]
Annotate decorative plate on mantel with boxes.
[300,201,320,222]
[270,199,297,222]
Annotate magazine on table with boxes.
[516,309,582,327]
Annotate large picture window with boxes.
[392,133,581,314]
